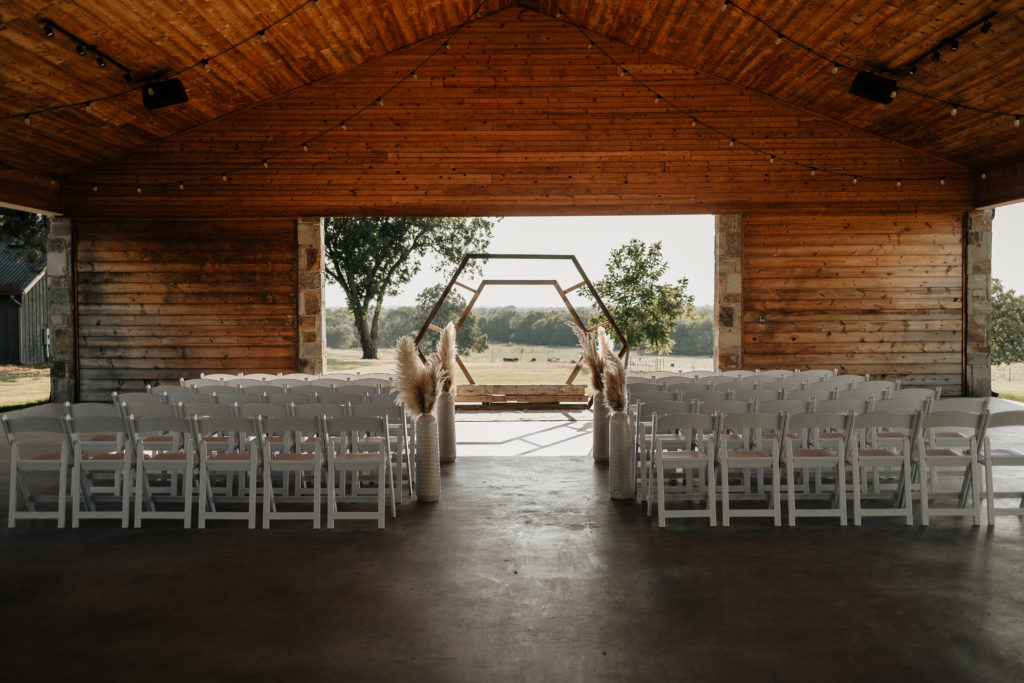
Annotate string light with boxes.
[411,70,418,79]
[178,181,184,190]
[43,22,55,38]
[202,58,211,72]
[721,1,730,11]
[92,184,98,192]
[896,178,902,188]
[691,118,697,127]
[950,104,959,116]
[810,168,816,176]
[653,94,660,103]
[774,33,783,45]
[85,101,92,112]
[769,154,775,164]
[377,97,384,106]
[1015,115,1021,128]
[96,56,106,68]
[830,63,839,75]
[136,186,142,194]
[76,44,87,57]
[939,177,945,185]
[852,176,858,185]
[23,115,30,126]
[262,160,269,168]
[728,139,735,147]
[259,30,268,44]
[302,143,309,152]
[221,173,228,181]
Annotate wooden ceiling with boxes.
[2,0,1023,212]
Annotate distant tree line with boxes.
[327,295,714,356]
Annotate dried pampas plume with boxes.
[394,336,446,416]
[437,322,457,393]
[567,321,605,392]
[600,327,627,412]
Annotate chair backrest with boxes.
[128,414,195,453]
[693,398,750,415]
[629,389,675,407]
[238,374,275,382]
[650,411,717,452]
[782,388,833,402]
[265,392,312,407]
[321,415,389,453]
[834,388,888,404]
[199,373,241,381]
[721,369,757,378]
[626,375,658,386]
[636,399,690,423]
[195,383,227,395]
[760,369,795,378]
[872,397,929,415]
[236,402,289,419]
[712,382,747,397]
[112,391,163,407]
[836,374,867,383]
[67,402,121,419]
[814,380,853,394]
[919,410,987,450]
[798,369,837,380]
[627,382,664,393]
[702,375,737,387]
[679,370,715,379]
[984,410,1024,432]
[661,377,704,391]
[193,415,253,452]
[257,415,322,454]
[718,411,784,451]
[678,389,728,403]
[308,378,340,388]
[889,388,940,407]
[211,389,248,404]
[755,399,812,415]
[732,388,782,403]
[815,398,869,415]
[279,373,316,381]
[265,378,298,388]
[647,371,683,380]
[294,403,348,418]
[287,384,321,396]
[931,397,989,413]
[67,414,129,453]
[119,400,178,421]
[2,414,70,451]
[183,378,224,389]
[350,402,405,423]
[179,401,235,419]
[320,372,356,381]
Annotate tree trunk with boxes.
[354,310,378,359]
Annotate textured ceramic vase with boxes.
[592,392,609,462]
[437,390,457,464]
[608,410,634,499]
[415,412,441,502]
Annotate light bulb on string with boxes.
[721,1,730,11]
[259,30,268,44]
[1015,115,1021,128]
[263,160,269,168]
[691,119,697,127]
[728,139,735,147]
[23,115,30,126]
[981,172,987,180]
[136,186,142,194]
[653,94,660,104]
[85,101,92,113]
[92,185,98,192]
[178,182,184,190]
[341,123,347,130]
[202,58,211,72]
[96,56,106,68]
[830,63,839,75]
[377,98,384,106]
[222,173,228,182]
[896,178,902,188]
[769,155,775,164]
[852,176,858,185]
[302,143,309,152]
[76,44,87,57]
[411,70,417,79]
[775,33,783,45]
[940,177,945,185]
[810,168,816,176]
[950,104,958,116]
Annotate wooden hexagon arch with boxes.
[414,254,629,400]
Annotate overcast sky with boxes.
[325,203,1024,309]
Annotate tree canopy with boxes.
[584,238,695,355]
[0,208,47,261]
[324,216,493,358]
[992,278,1024,366]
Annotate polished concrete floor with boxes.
[3,409,1024,681]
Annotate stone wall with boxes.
[714,214,743,371]
[296,216,326,374]
[964,209,993,397]
[47,216,75,403]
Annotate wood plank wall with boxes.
[742,214,963,391]
[75,219,298,401]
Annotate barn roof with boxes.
[2,0,1023,212]
[0,243,45,296]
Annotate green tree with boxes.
[584,238,695,355]
[992,278,1024,366]
[324,217,494,358]
[414,284,488,355]
[671,307,714,356]
[0,208,47,260]
[325,308,357,349]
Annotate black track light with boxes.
[949,39,959,51]
[96,55,106,68]
[123,72,132,83]
[932,50,940,62]
[43,23,55,38]
[981,20,992,33]
[76,43,87,56]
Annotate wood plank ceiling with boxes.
[2,0,1023,207]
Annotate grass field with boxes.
[328,343,713,387]
[0,365,50,409]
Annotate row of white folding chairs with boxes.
[627,375,895,395]
[635,369,840,381]
[629,383,920,411]
[114,385,392,409]
[642,404,1022,528]
[3,402,409,530]
[189,372,393,386]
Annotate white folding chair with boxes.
[3,412,71,528]
[130,414,197,528]
[980,410,1024,525]
[351,402,415,502]
[783,412,853,526]
[847,411,918,526]
[322,415,395,530]
[916,411,986,526]
[717,412,784,526]
[258,415,322,529]
[67,414,132,528]
[194,416,260,529]
[650,412,718,527]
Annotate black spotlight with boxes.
[43,22,55,38]
[848,71,897,104]
[96,55,106,68]
[142,79,189,110]
[76,43,87,56]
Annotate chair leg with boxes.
[708,458,716,528]
[326,457,336,530]
[182,464,193,529]
[248,459,257,530]
[263,461,272,530]
[312,459,321,530]
[656,455,666,528]
[198,456,208,529]
[786,459,796,526]
[772,457,781,527]
[377,462,385,530]
[851,457,861,526]
[902,453,914,525]
[985,455,995,526]
[57,453,68,529]
[8,452,18,528]
[720,458,730,527]
[71,455,82,529]
[121,458,131,529]
[134,463,145,528]
[919,457,930,526]
[971,456,982,526]
[838,460,848,526]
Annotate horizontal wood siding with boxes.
[742,214,963,390]
[75,219,297,400]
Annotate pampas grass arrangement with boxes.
[436,323,458,464]
[600,327,627,413]
[394,336,445,417]
[394,336,446,502]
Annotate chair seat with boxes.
[208,451,256,461]
[23,450,64,461]
[923,448,969,458]
[334,452,381,463]
[792,448,838,458]
[81,451,125,461]
[857,449,903,458]
[144,451,189,461]
[728,449,772,458]
[273,452,318,461]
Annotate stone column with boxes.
[964,210,992,397]
[48,216,76,403]
[296,216,326,374]
[714,214,743,371]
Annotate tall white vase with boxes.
[592,392,609,462]
[608,410,634,499]
[415,413,441,502]
[437,391,457,463]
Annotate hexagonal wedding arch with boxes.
[413,253,629,407]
